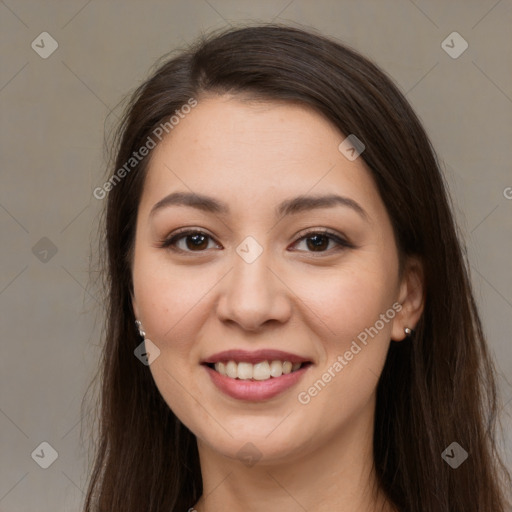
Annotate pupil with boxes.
[307,235,328,251]
[187,234,207,250]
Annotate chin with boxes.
[194,418,318,466]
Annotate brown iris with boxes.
[186,233,209,251]
[306,234,329,251]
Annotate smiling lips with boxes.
[202,349,312,401]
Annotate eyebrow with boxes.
[149,191,369,222]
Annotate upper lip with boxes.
[202,349,311,365]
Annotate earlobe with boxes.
[391,256,425,341]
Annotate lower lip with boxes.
[204,364,310,401]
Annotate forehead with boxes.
[153,95,341,167]
[139,95,384,221]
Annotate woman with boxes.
[83,24,511,511]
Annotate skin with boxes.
[131,94,424,512]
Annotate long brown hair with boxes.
[83,24,511,511]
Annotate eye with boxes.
[291,229,353,253]
[159,229,221,253]
[159,228,353,255]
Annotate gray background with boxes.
[1,1,511,510]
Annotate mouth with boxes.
[201,349,313,401]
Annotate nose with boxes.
[215,248,292,332]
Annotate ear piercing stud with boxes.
[404,327,413,337]
[135,320,145,338]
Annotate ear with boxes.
[391,256,425,341]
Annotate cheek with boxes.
[132,259,216,429]
[295,256,399,347]
[295,267,396,428]
[132,254,213,355]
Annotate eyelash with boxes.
[158,228,354,256]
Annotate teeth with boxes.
[213,360,304,380]
[226,361,237,378]
[216,361,226,375]
[237,362,253,380]
[269,360,283,378]
[253,361,271,380]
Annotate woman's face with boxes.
[131,95,412,465]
